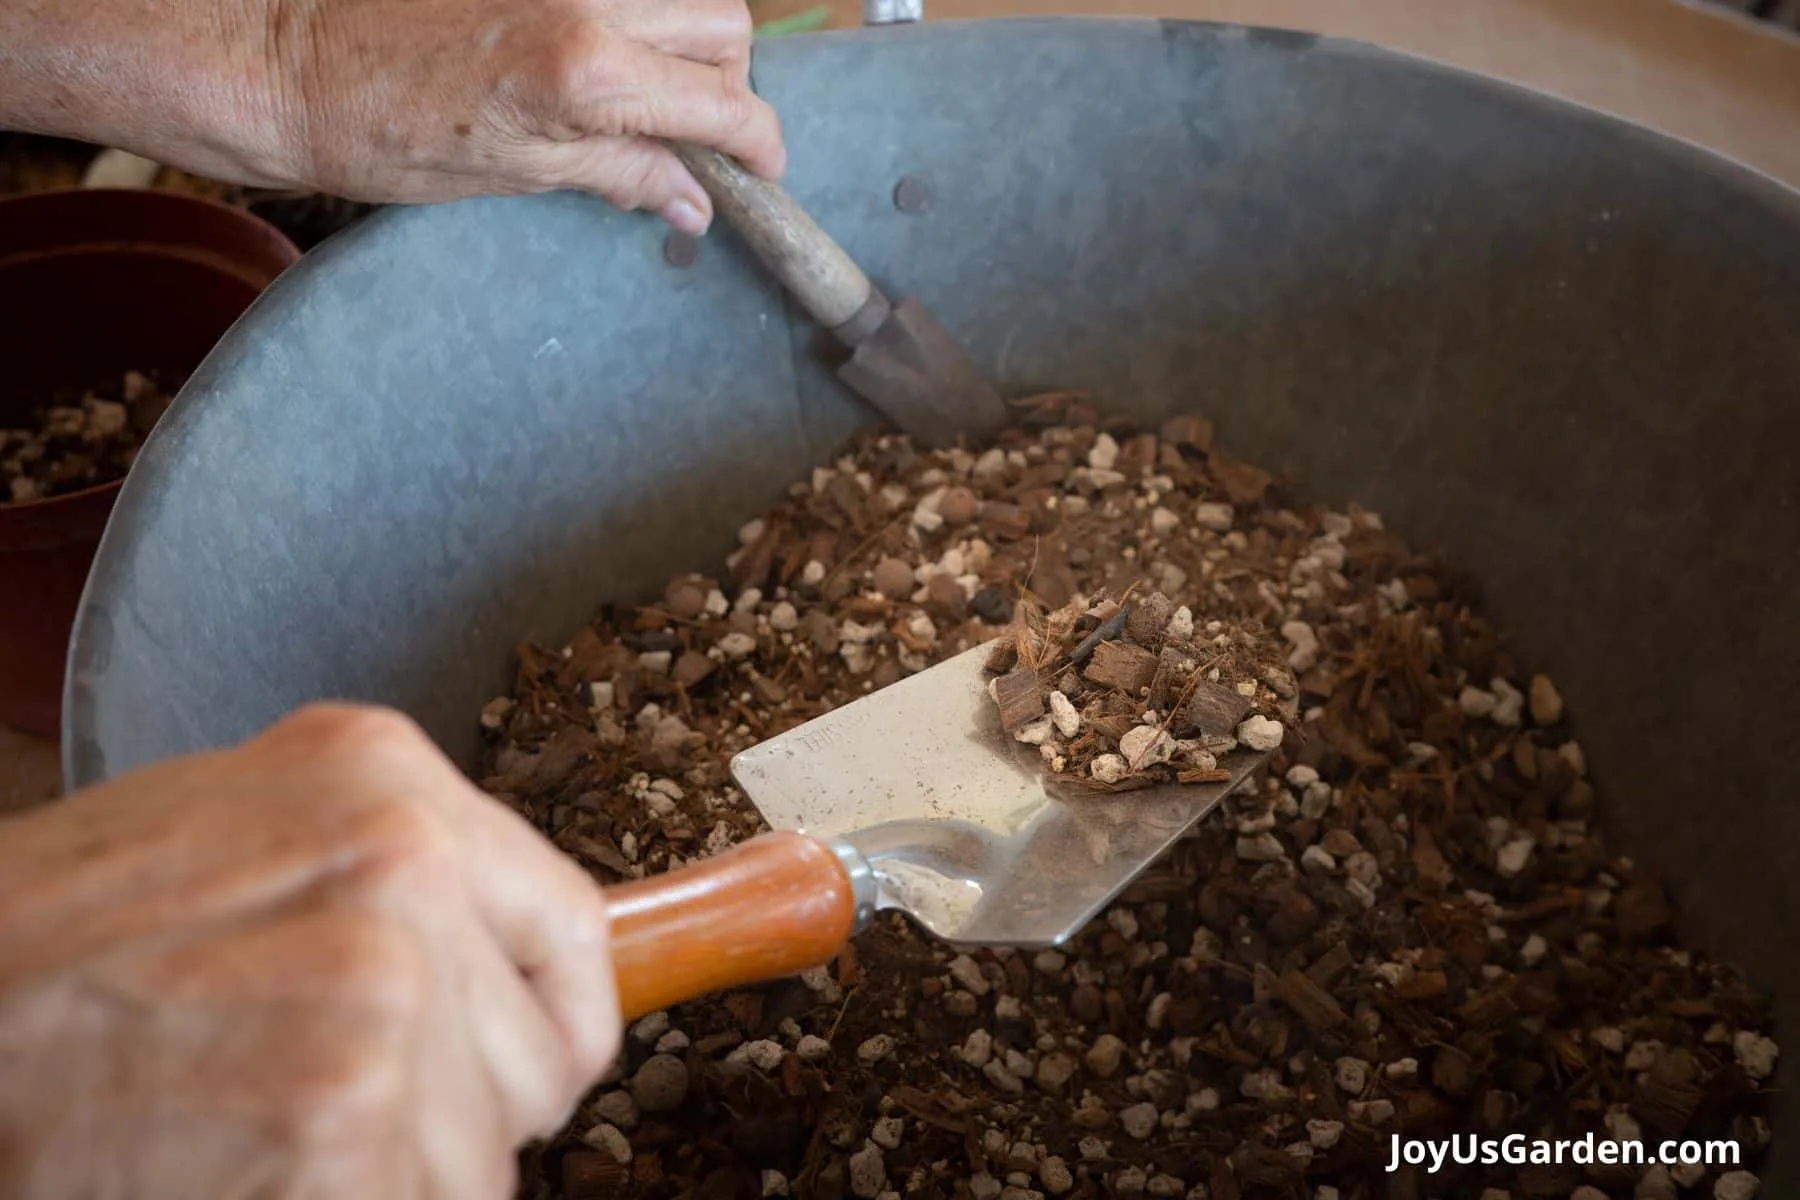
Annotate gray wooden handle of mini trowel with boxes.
[671,142,891,343]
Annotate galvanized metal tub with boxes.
[62,19,1800,1184]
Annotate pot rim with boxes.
[0,185,301,517]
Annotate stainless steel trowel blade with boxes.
[729,645,1271,948]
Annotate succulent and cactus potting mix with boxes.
[475,393,1777,1200]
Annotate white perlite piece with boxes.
[1013,715,1055,745]
[1078,1137,1109,1162]
[1306,1119,1344,1149]
[1118,1102,1160,1140]
[1150,506,1181,536]
[1048,691,1081,738]
[1166,605,1195,640]
[1039,1157,1074,1195]
[581,1123,633,1164]
[1344,851,1382,890]
[1090,753,1130,785]
[1281,621,1320,672]
[1107,908,1139,940]
[1335,1057,1370,1094]
[1146,992,1173,1030]
[1458,685,1497,718]
[1237,714,1284,752]
[1496,835,1535,877]
[796,1035,831,1061]
[848,1143,887,1199]
[1119,724,1176,768]
[480,697,515,729]
[871,1116,905,1150]
[1591,1027,1626,1053]
[1714,1172,1760,1200]
[733,1039,786,1071]
[763,1169,791,1197]
[1195,502,1234,532]
[1285,763,1319,786]
[1035,1052,1076,1092]
[961,1029,994,1068]
[1489,677,1524,726]
[983,1060,1025,1094]
[1520,933,1549,966]
[1301,844,1336,872]
[1086,1034,1127,1077]
[1236,833,1286,863]
[718,631,758,660]
[1003,1048,1034,1080]
[1733,1030,1780,1080]
[857,1034,896,1064]
[948,954,991,996]
[1240,1068,1292,1101]
[1087,433,1120,471]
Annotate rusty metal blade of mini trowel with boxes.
[836,297,1010,451]
[728,645,1273,949]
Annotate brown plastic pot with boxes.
[0,189,299,737]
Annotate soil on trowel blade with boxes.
[979,590,1291,793]
[477,393,1775,1200]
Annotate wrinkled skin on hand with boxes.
[0,0,783,231]
[0,705,621,1198]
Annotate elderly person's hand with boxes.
[0,0,782,233]
[0,705,619,1198]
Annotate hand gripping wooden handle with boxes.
[604,831,868,1021]
[670,142,881,337]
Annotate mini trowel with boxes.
[600,644,1282,1020]
[670,143,1009,450]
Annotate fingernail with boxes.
[660,197,709,237]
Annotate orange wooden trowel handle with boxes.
[604,831,873,1021]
